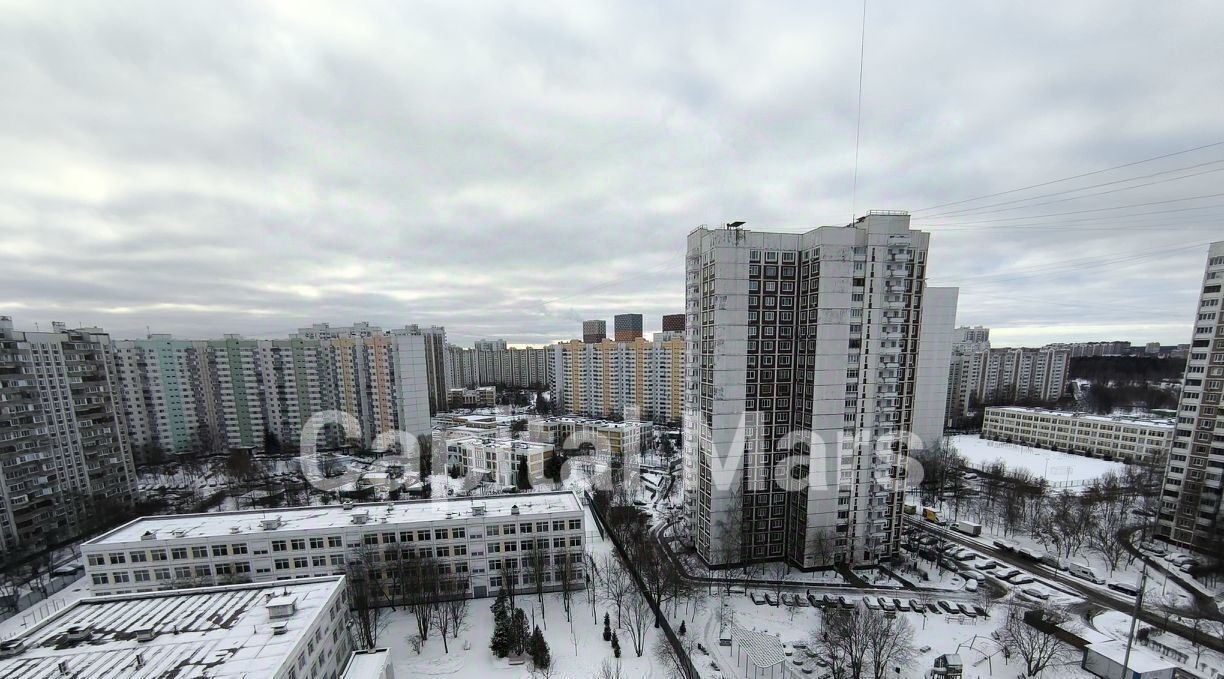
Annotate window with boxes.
[171,547,188,560]
[108,552,126,564]
[434,529,449,540]
[191,546,208,559]
[129,551,148,563]
[211,545,228,557]
[272,540,287,552]
[150,549,167,561]
[327,536,343,548]
[91,573,109,585]
[275,559,290,570]
[232,543,248,555]
[290,539,306,550]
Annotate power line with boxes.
[849,0,868,223]
[918,160,1224,219]
[911,139,1224,212]
[918,201,1224,229]
[914,191,1224,225]
[931,241,1211,284]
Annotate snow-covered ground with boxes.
[950,434,1128,487]
[1092,610,1224,679]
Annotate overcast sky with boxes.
[3,1,1222,347]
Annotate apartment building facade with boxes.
[550,334,684,424]
[662,313,686,333]
[982,406,1173,465]
[82,492,586,600]
[683,213,956,569]
[443,434,555,487]
[444,342,551,391]
[582,320,607,343]
[1158,241,1224,552]
[613,313,643,341]
[945,346,1070,427]
[115,325,432,456]
[0,318,136,554]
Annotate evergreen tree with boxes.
[603,612,611,641]
[678,619,686,636]
[489,589,512,657]
[529,626,551,669]
[262,429,281,455]
[516,456,532,490]
[611,631,621,658]
[510,607,530,655]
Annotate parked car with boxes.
[909,598,924,612]
[961,570,986,582]
[781,593,795,607]
[879,597,895,612]
[51,564,81,577]
[864,597,880,610]
[1020,587,1050,601]
[894,598,910,612]
[937,600,958,614]
[794,594,811,607]
[976,559,999,570]
[838,596,853,609]
[965,580,979,592]
[993,539,1017,551]
[764,593,779,606]
[1009,574,1036,586]
[957,603,976,616]
[994,567,1020,581]
[1108,580,1141,596]
[1016,547,1044,562]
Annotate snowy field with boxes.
[950,434,1128,486]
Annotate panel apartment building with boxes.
[0,318,136,555]
[550,333,685,424]
[1158,240,1224,552]
[945,346,1070,427]
[82,492,585,600]
[444,341,552,392]
[115,323,432,457]
[683,213,958,569]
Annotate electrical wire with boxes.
[911,139,1224,212]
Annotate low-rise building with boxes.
[981,406,1173,464]
[444,435,555,487]
[528,416,646,457]
[82,492,585,600]
[446,386,496,410]
[342,649,396,679]
[0,577,351,679]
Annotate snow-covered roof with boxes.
[341,648,392,678]
[985,406,1174,429]
[1086,641,1178,673]
[0,578,344,678]
[87,491,583,545]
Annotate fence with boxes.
[584,491,698,679]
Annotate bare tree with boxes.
[345,549,385,649]
[996,605,1078,677]
[405,557,442,644]
[766,560,790,605]
[527,541,549,621]
[442,579,470,640]
[596,553,633,627]
[652,632,696,679]
[553,548,575,623]
[0,564,22,614]
[865,609,917,679]
[595,658,626,679]
[622,590,653,657]
[804,527,837,567]
[810,606,872,679]
[1086,503,1129,573]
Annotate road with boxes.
[905,517,1224,655]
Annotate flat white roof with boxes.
[341,648,391,678]
[88,491,583,545]
[1086,640,1177,673]
[0,578,343,678]
[986,406,1174,429]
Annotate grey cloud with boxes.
[1,0,1222,346]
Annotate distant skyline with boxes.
[3,2,1222,347]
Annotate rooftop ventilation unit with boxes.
[351,512,369,525]
[341,501,354,511]
[0,639,24,659]
[64,625,92,643]
[270,621,289,635]
[510,504,519,516]
[170,529,185,538]
[134,627,156,642]
[261,517,282,531]
[140,530,157,541]
[266,595,298,619]
[229,526,241,534]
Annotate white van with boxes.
[1069,562,1104,585]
